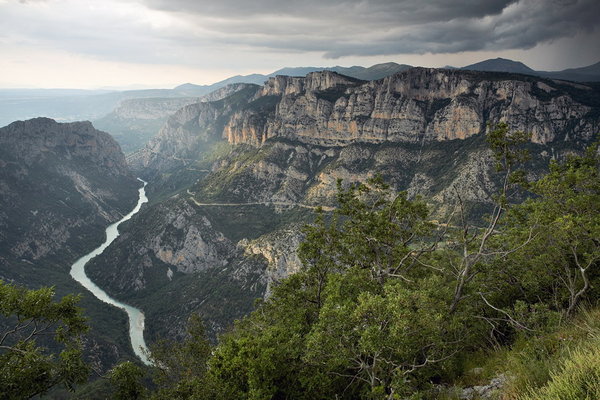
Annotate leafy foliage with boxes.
[206,177,478,399]
[200,130,600,399]
[490,142,600,317]
[109,361,148,400]
[0,281,90,399]
[147,314,213,399]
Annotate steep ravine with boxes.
[0,117,143,370]
[85,196,273,342]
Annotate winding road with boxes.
[188,195,335,212]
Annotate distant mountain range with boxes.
[175,62,413,93]
[459,58,537,74]
[178,58,600,95]
[1,58,598,129]
[111,57,600,110]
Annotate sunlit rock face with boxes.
[132,68,599,178]
[224,68,595,147]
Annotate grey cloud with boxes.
[2,0,598,69]
[141,0,599,58]
[0,1,209,65]
[142,0,516,22]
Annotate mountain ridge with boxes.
[131,67,599,178]
[2,58,598,130]
[0,117,141,370]
[461,57,537,74]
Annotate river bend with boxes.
[70,178,150,365]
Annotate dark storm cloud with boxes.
[142,0,515,22]
[141,0,600,58]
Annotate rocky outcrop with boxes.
[459,374,507,399]
[0,118,138,268]
[224,68,598,147]
[258,71,362,97]
[200,83,256,103]
[128,85,261,174]
[240,224,305,296]
[0,118,130,173]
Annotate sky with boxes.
[1,0,599,89]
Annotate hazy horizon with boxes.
[1,58,599,92]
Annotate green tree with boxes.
[148,313,214,399]
[109,361,147,400]
[300,176,434,286]
[209,273,321,399]
[448,122,531,313]
[209,176,472,399]
[303,271,468,398]
[491,143,600,317]
[0,280,90,399]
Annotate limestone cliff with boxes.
[132,68,599,179]
[200,83,256,103]
[239,224,305,296]
[94,83,256,154]
[128,84,261,175]
[108,83,254,121]
[223,68,598,147]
